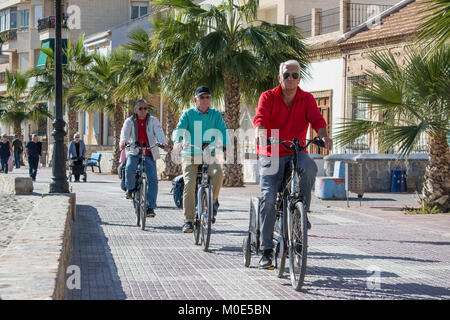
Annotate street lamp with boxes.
[49,0,69,193]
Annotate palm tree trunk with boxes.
[161,103,181,180]
[421,133,450,212]
[222,74,244,187]
[111,101,124,174]
[13,122,23,141]
[66,96,78,144]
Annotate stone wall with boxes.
[0,194,76,300]
[324,154,428,192]
[0,176,33,195]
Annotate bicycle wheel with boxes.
[200,187,212,251]
[139,178,148,230]
[274,199,288,278]
[287,201,308,291]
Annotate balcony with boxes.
[0,29,17,42]
[293,2,393,38]
[37,15,68,32]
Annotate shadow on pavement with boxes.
[300,274,450,299]
[67,204,126,300]
[309,251,439,263]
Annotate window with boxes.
[346,75,370,153]
[131,4,148,19]
[34,6,43,28]
[19,9,29,30]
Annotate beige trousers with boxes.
[182,155,223,223]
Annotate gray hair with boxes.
[279,60,301,77]
[74,132,80,139]
[31,134,38,139]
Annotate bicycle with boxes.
[125,141,164,231]
[244,136,324,291]
[271,136,325,290]
[182,142,224,251]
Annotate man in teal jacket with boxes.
[173,86,229,233]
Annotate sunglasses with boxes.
[138,107,147,111]
[283,72,300,80]
[199,95,211,100]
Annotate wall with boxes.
[300,57,344,154]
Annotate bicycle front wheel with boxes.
[287,201,308,291]
[200,187,212,252]
[139,178,148,230]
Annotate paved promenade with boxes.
[26,167,450,300]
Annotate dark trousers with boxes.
[28,156,39,180]
[1,156,9,173]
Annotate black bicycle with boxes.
[267,137,324,290]
[126,141,163,231]
[183,142,223,251]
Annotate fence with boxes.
[321,7,340,34]
[293,13,312,38]
[349,3,393,28]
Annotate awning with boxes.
[36,38,68,69]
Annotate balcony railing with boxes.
[321,7,340,34]
[349,3,393,28]
[293,13,312,38]
[37,15,69,32]
[0,29,18,42]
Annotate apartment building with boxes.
[0,0,152,160]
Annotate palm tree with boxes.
[119,27,182,180]
[27,35,92,143]
[0,70,52,140]
[149,0,309,186]
[334,46,450,212]
[417,0,450,52]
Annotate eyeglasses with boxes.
[282,72,300,80]
[199,95,211,100]
[138,107,147,111]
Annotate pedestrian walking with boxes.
[12,135,23,169]
[0,134,12,174]
[67,132,86,182]
[25,134,42,181]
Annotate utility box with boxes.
[345,162,365,206]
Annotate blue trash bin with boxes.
[391,170,407,192]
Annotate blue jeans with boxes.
[259,152,318,251]
[125,154,158,209]
[14,149,21,168]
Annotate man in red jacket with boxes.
[253,60,332,269]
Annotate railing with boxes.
[321,7,340,35]
[37,15,69,32]
[293,13,312,38]
[349,3,393,28]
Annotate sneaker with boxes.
[259,249,273,269]
[125,190,132,199]
[182,221,194,233]
[147,208,156,218]
[212,200,219,224]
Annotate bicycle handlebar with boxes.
[125,141,165,150]
[182,142,227,153]
[267,137,325,151]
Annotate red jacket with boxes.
[253,85,327,157]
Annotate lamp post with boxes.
[49,0,69,193]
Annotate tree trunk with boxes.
[13,122,23,141]
[222,74,244,187]
[420,133,450,212]
[161,103,182,180]
[66,96,78,144]
[111,101,124,174]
